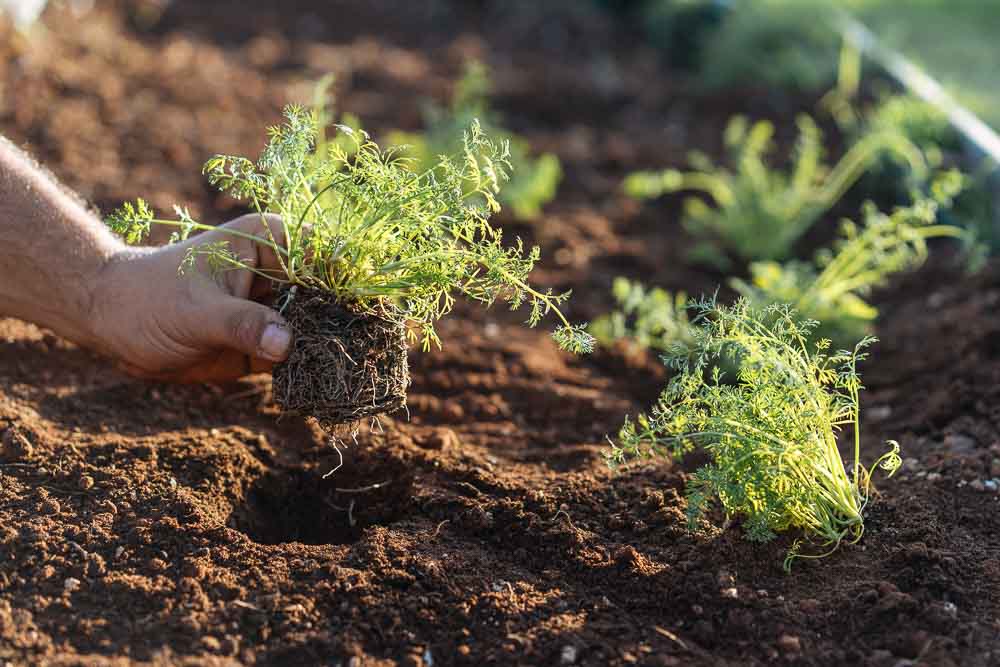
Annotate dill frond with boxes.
[105,99,592,355]
[386,60,562,221]
[624,114,926,268]
[731,187,971,348]
[607,298,901,569]
[589,277,695,354]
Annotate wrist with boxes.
[81,245,149,356]
[0,137,135,354]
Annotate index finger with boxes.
[224,213,289,275]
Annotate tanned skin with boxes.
[0,135,291,382]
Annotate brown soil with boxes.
[272,287,409,430]
[1,2,998,666]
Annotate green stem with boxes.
[150,218,289,258]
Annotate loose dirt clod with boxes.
[271,287,410,429]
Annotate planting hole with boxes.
[229,456,415,545]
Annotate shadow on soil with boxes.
[229,455,416,545]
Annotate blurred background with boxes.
[0,0,996,262]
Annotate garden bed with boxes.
[1,2,998,665]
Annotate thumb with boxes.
[212,297,292,362]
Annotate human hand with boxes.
[88,214,292,383]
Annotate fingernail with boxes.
[259,322,291,361]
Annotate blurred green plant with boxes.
[387,60,562,221]
[867,95,962,154]
[589,277,695,352]
[865,95,999,261]
[845,0,1000,132]
[624,114,926,268]
[692,0,840,92]
[607,297,901,570]
[942,163,1000,259]
[731,184,969,348]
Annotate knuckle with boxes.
[229,310,265,352]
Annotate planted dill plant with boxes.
[106,106,593,427]
[849,95,959,205]
[607,299,901,570]
[589,277,695,353]
[623,114,926,268]
[867,95,962,155]
[859,95,999,259]
[731,190,970,348]
[387,60,562,221]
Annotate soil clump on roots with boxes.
[271,286,410,428]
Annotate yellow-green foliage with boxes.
[867,95,961,155]
[387,61,562,221]
[589,277,695,353]
[608,298,901,570]
[731,190,968,348]
[730,183,968,346]
[106,106,593,354]
[625,114,926,268]
[860,95,998,258]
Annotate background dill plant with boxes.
[623,113,926,268]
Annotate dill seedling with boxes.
[858,95,999,262]
[106,105,591,354]
[387,60,562,221]
[867,95,962,154]
[624,114,926,268]
[845,95,958,206]
[589,277,695,353]
[731,189,970,348]
[106,103,592,424]
[607,298,901,570]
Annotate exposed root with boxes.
[271,286,410,429]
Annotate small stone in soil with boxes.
[201,636,222,652]
[868,405,892,421]
[944,433,977,453]
[63,577,81,592]
[777,635,801,654]
[1,427,33,459]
